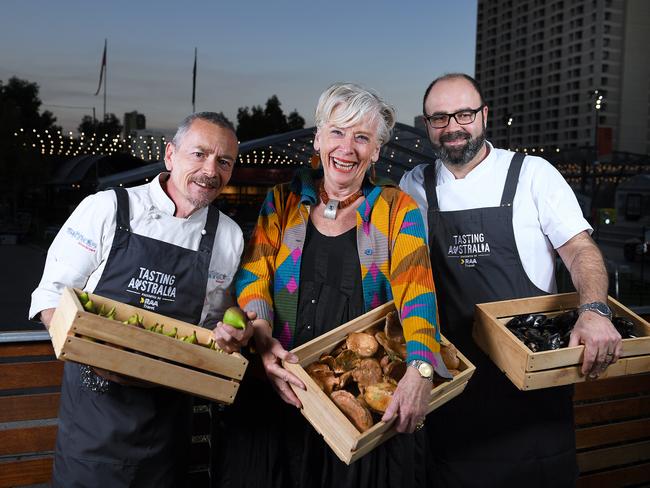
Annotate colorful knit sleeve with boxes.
[234,185,286,326]
[385,189,451,378]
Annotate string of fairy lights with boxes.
[238,138,312,166]
[12,128,647,185]
[13,128,166,161]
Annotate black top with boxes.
[294,219,365,347]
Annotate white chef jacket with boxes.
[30,173,244,327]
[399,142,592,293]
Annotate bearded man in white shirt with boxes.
[30,112,253,488]
[400,73,621,487]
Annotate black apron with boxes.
[53,187,219,488]
[424,154,577,487]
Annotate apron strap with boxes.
[423,163,439,211]
[112,187,131,232]
[500,152,525,206]
[198,204,220,254]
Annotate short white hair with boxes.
[314,82,396,146]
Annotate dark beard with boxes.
[430,129,486,166]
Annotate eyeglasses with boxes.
[423,105,485,129]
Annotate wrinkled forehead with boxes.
[425,78,482,114]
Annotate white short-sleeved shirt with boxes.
[399,143,591,293]
[30,173,244,327]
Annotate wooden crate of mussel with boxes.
[282,301,475,465]
[473,292,650,390]
[49,287,248,404]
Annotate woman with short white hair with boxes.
[215,82,450,487]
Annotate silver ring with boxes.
[415,420,425,431]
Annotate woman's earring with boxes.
[370,162,377,182]
[310,153,321,169]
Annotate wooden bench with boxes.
[0,333,61,487]
[575,373,650,487]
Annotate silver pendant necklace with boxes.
[323,200,340,220]
[318,181,363,220]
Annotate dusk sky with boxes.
[1,0,477,135]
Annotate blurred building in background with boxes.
[475,0,650,155]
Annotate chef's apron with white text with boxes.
[424,153,577,487]
[53,187,218,488]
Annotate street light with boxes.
[505,114,513,150]
[594,90,604,153]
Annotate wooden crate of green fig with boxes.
[473,292,650,391]
[283,301,475,465]
[49,287,248,404]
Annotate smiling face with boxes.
[163,119,238,217]
[314,106,381,194]
[424,77,488,168]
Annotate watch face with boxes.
[593,302,611,315]
[580,301,612,317]
[418,362,433,378]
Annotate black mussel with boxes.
[530,314,548,328]
[612,317,636,338]
[547,310,579,333]
[506,313,548,330]
[506,314,532,330]
[510,328,527,343]
[560,329,572,348]
[523,327,545,342]
[543,332,563,350]
[526,341,539,352]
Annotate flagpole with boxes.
[103,39,107,121]
[192,47,197,113]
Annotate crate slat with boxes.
[0,425,57,456]
[0,342,55,358]
[63,336,240,404]
[577,461,650,488]
[0,393,60,422]
[0,362,63,391]
[0,457,53,488]
[576,418,650,449]
[577,440,650,473]
[574,395,650,425]
[574,373,650,401]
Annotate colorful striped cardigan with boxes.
[235,168,448,374]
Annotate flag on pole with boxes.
[94,39,107,96]
[192,47,197,111]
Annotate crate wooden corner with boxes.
[283,301,475,465]
[49,287,248,404]
[473,292,650,391]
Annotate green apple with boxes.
[223,307,247,330]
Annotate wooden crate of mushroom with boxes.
[49,287,248,404]
[283,301,475,465]
[473,292,650,391]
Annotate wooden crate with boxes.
[49,287,248,404]
[474,292,650,391]
[283,301,475,465]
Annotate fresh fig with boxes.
[223,306,247,330]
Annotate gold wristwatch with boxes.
[408,360,434,382]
